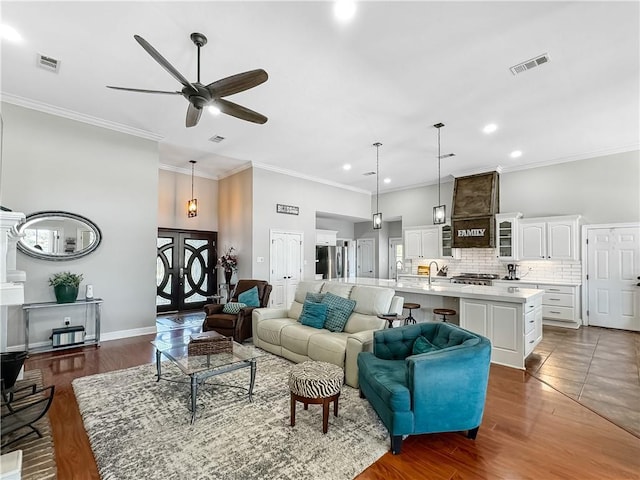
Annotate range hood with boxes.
[451,171,499,248]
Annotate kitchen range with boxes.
[451,273,499,286]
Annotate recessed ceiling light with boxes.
[510,150,523,158]
[334,1,356,22]
[208,105,221,115]
[383,178,391,184]
[483,123,498,134]
[0,24,23,43]
[343,164,351,171]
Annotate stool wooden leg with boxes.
[333,394,339,417]
[322,398,330,434]
[290,393,296,427]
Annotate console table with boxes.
[22,298,103,354]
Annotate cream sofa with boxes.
[252,281,403,388]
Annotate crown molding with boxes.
[216,162,253,180]
[1,93,164,142]
[158,163,218,180]
[251,162,371,195]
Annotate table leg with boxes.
[155,349,162,382]
[290,393,296,427]
[248,358,257,402]
[190,375,198,424]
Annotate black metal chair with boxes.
[1,382,55,448]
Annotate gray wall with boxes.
[315,217,356,239]
[1,102,158,348]
[158,168,218,231]
[251,167,371,281]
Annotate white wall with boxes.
[218,167,253,284]
[251,167,371,281]
[0,103,158,348]
[315,217,356,239]
[158,168,218,231]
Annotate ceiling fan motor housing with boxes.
[184,83,213,109]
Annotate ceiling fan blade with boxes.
[186,104,203,128]
[205,69,268,98]
[134,35,197,94]
[107,86,182,95]
[215,98,268,124]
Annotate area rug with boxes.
[1,369,57,480]
[72,353,389,480]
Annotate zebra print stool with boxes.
[288,361,343,434]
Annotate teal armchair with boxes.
[357,322,491,454]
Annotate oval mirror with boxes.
[16,211,102,261]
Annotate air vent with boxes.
[362,171,376,176]
[208,135,225,143]
[37,53,60,73]
[510,53,550,75]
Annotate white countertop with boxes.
[492,279,582,287]
[332,278,544,303]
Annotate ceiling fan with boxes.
[107,32,268,127]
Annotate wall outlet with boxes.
[64,316,71,325]
[257,256,264,263]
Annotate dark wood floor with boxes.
[25,329,640,480]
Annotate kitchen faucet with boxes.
[428,261,439,286]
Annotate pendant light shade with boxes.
[433,123,446,225]
[187,160,198,218]
[372,142,382,230]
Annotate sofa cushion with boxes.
[281,324,327,356]
[308,332,348,368]
[357,353,411,412]
[222,302,247,314]
[350,286,395,316]
[343,312,386,334]
[305,292,326,303]
[238,286,260,307]
[412,336,439,355]
[294,281,325,303]
[321,292,356,332]
[288,301,304,320]
[321,282,353,298]
[256,318,297,346]
[299,301,328,329]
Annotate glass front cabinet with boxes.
[440,223,461,259]
[495,212,523,260]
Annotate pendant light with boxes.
[372,142,382,230]
[433,123,446,224]
[187,160,198,218]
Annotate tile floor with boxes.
[526,325,640,438]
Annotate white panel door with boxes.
[357,238,375,278]
[270,230,303,309]
[587,226,640,331]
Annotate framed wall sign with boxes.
[452,216,495,248]
[276,204,299,215]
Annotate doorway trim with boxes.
[581,222,640,327]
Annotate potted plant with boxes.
[49,271,84,304]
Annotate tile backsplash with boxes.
[407,248,582,283]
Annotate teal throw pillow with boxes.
[299,301,328,329]
[412,336,439,355]
[238,286,260,307]
[305,292,325,303]
[321,292,356,332]
[222,302,247,314]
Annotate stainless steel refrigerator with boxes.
[315,245,349,279]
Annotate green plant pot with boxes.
[54,285,79,304]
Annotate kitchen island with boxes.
[330,277,544,370]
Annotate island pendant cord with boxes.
[373,142,382,230]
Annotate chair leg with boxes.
[359,389,365,399]
[467,426,479,439]
[391,435,403,454]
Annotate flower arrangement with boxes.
[218,246,238,272]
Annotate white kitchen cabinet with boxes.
[404,227,440,259]
[315,229,337,246]
[440,224,461,259]
[460,295,542,369]
[495,212,522,260]
[493,280,581,328]
[518,215,581,260]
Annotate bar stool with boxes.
[403,302,420,325]
[433,308,457,323]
